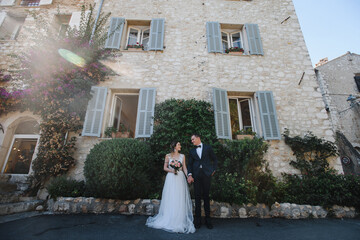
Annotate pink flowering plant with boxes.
[126,42,144,50]
[0,4,116,192]
[225,47,244,54]
[170,160,183,175]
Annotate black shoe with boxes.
[205,218,213,229]
[194,218,201,229]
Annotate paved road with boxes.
[0,213,360,240]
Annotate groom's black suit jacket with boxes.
[188,144,218,178]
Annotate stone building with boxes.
[315,52,360,174]
[0,0,343,187]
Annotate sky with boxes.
[292,0,360,66]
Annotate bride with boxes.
[146,141,195,234]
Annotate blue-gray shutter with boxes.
[148,18,165,51]
[206,22,222,53]
[82,86,108,137]
[256,91,280,140]
[135,88,156,138]
[212,88,231,139]
[105,17,125,49]
[245,23,264,55]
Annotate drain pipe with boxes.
[90,0,105,43]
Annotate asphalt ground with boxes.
[0,213,360,240]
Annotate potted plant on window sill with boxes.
[115,123,131,138]
[225,47,244,56]
[125,42,144,51]
[234,129,256,140]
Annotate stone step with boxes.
[0,200,44,216]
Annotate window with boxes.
[206,22,263,55]
[1,120,40,175]
[355,75,360,92]
[105,17,165,51]
[20,0,40,6]
[221,28,243,53]
[229,97,256,137]
[126,24,150,50]
[53,14,71,36]
[82,87,156,138]
[109,94,139,138]
[213,88,280,140]
[0,13,25,40]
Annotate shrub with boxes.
[211,172,256,205]
[84,138,153,199]
[217,138,279,205]
[280,172,360,209]
[47,176,85,199]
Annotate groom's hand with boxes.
[187,175,194,184]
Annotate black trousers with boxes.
[194,169,211,219]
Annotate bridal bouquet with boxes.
[170,160,182,175]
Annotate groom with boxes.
[187,134,218,229]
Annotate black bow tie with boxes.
[195,145,201,148]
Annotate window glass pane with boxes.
[4,138,37,174]
[128,28,139,45]
[240,99,252,130]
[221,32,228,53]
[229,99,240,138]
[20,0,40,6]
[112,97,122,130]
[231,32,242,48]
[142,29,150,49]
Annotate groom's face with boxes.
[191,135,201,145]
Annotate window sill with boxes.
[124,48,144,52]
[226,52,246,56]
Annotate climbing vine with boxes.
[0,4,114,193]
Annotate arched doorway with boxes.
[1,119,40,175]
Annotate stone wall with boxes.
[46,197,358,219]
[315,52,360,149]
[0,0,343,180]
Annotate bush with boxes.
[280,172,360,209]
[211,172,256,205]
[47,176,85,199]
[217,138,279,205]
[84,138,153,199]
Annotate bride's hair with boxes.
[170,141,179,152]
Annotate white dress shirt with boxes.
[197,143,203,168]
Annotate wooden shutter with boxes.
[39,0,52,5]
[256,91,281,140]
[212,88,231,139]
[206,22,222,53]
[82,87,108,137]
[104,17,125,49]
[148,18,165,51]
[245,23,264,55]
[135,88,156,138]
[0,0,15,6]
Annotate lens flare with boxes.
[58,49,86,67]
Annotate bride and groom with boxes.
[146,134,218,234]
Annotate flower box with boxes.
[229,51,244,56]
[236,134,254,140]
[126,48,143,51]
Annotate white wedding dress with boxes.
[146,154,195,234]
